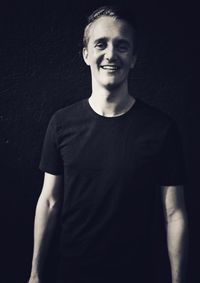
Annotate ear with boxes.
[82,47,90,66]
[130,54,137,69]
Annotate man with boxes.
[28,6,188,283]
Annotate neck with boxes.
[88,82,135,117]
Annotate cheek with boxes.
[125,56,134,69]
[88,53,104,68]
[96,55,104,66]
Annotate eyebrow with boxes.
[93,37,108,44]
[93,37,131,46]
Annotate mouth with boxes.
[100,65,120,71]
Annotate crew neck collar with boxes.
[84,98,138,120]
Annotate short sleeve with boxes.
[158,121,186,186]
[39,114,63,175]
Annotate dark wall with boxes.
[0,1,199,282]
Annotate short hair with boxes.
[83,5,137,53]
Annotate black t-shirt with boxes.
[40,98,185,282]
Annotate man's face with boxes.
[83,16,136,90]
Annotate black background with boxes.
[0,0,199,282]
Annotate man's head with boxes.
[82,6,137,90]
[83,6,137,53]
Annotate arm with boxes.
[161,185,188,283]
[28,172,63,283]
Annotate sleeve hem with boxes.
[39,164,63,176]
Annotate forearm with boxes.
[30,195,60,278]
[166,214,188,283]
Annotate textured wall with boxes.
[0,1,198,282]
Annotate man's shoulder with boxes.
[54,99,86,118]
[136,99,174,127]
[46,99,87,132]
[50,98,87,125]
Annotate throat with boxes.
[88,94,136,117]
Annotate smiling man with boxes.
[28,6,188,283]
[83,15,136,91]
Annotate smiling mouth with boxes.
[100,65,120,71]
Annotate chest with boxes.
[58,119,164,175]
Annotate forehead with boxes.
[87,16,133,43]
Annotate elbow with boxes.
[166,209,188,226]
[47,198,61,211]
[37,195,61,213]
[166,210,189,246]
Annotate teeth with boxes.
[101,66,118,70]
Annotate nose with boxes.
[105,45,117,61]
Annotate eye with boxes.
[116,42,130,52]
[95,41,106,50]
